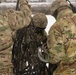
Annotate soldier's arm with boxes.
[47,22,66,64]
[8,0,32,31]
[19,0,32,17]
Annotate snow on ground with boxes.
[45,15,56,35]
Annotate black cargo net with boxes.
[12,21,48,75]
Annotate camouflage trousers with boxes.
[0,48,13,75]
[53,62,76,75]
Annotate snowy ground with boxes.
[45,15,56,35]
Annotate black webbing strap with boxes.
[16,0,19,10]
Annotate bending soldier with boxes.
[38,0,76,75]
[46,0,76,75]
[12,13,48,75]
[0,0,31,74]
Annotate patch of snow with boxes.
[45,15,56,35]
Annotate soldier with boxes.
[33,13,47,47]
[12,12,48,75]
[33,13,48,75]
[46,0,76,75]
[0,0,31,74]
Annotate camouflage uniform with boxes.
[47,0,76,75]
[0,0,31,74]
[12,12,48,75]
[33,13,48,75]
[33,13,47,46]
[33,14,48,75]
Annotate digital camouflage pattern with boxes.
[0,0,31,74]
[47,0,76,75]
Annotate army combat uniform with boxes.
[47,0,76,75]
[12,12,48,75]
[0,0,31,74]
[33,13,48,75]
[32,13,47,47]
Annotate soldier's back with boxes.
[48,13,76,75]
[0,12,13,75]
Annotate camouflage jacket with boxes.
[0,0,31,74]
[47,9,76,75]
